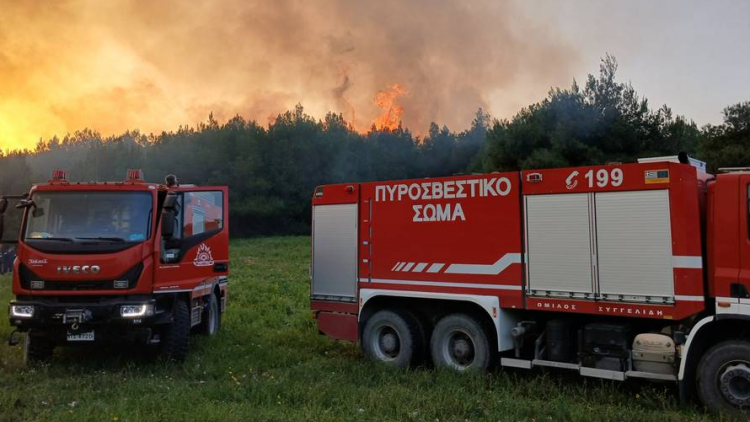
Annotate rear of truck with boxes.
[4,171,230,362]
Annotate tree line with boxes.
[1,56,748,237]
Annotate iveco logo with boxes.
[57,265,101,275]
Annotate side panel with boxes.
[360,173,524,310]
[312,204,358,299]
[526,194,594,296]
[596,190,674,299]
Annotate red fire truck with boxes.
[310,155,750,414]
[1,170,229,362]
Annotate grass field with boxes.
[0,237,731,422]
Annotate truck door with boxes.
[154,187,229,293]
[736,175,750,298]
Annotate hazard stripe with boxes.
[444,253,523,275]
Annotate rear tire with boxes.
[23,330,54,365]
[160,299,190,361]
[430,313,493,372]
[697,340,750,416]
[362,309,423,368]
[198,293,221,336]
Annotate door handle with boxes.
[213,262,228,272]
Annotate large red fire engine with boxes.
[1,170,229,362]
[310,155,750,414]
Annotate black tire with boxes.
[430,313,493,372]
[198,293,221,336]
[697,340,750,416]
[362,309,424,368]
[160,299,191,361]
[23,330,54,365]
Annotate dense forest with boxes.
[1,57,749,237]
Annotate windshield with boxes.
[24,191,153,243]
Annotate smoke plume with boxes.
[0,0,578,150]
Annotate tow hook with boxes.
[8,329,20,346]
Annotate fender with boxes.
[359,288,520,352]
[678,315,714,380]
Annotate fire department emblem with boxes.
[194,244,215,267]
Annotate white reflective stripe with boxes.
[412,263,428,272]
[370,278,522,290]
[672,255,702,269]
[394,262,407,271]
[358,278,369,283]
[426,263,445,273]
[154,289,192,294]
[674,295,704,302]
[391,262,402,271]
[445,253,523,275]
[401,262,416,272]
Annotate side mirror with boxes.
[161,210,175,238]
[0,198,8,214]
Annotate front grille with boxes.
[19,263,143,291]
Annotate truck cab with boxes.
[2,170,229,362]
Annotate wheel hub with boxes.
[377,327,400,359]
[720,363,750,406]
[447,331,475,367]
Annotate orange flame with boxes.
[372,83,407,131]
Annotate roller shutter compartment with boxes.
[595,190,674,301]
[525,194,594,296]
[312,204,358,300]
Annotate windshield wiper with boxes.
[75,237,127,242]
[26,237,73,242]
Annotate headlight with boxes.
[10,305,34,318]
[120,304,153,318]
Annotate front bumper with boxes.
[8,296,170,331]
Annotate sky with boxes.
[0,0,748,152]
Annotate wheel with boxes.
[160,299,191,361]
[198,293,221,336]
[697,340,750,415]
[23,330,54,365]
[430,313,493,372]
[362,309,424,368]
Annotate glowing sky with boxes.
[0,0,748,151]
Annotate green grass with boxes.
[0,237,730,422]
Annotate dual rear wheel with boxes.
[362,309,493,371]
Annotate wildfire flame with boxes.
[372,83,407,131]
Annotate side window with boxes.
[183,191,223,238]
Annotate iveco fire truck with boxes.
[310,154,750,415]
[1,170,229,362]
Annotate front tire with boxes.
[362,309,423,368]
[697,340,750,416]
[160,299,191,361]
[430,313,493,372]
[198,293,221,336]
[24,330,54,365]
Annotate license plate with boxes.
[67,330,95,342]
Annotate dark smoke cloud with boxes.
[0,0,578,149]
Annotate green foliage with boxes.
[0,237,725,422]
[481,55,701,171]
[699,102,750,172]
[0,106,488,237]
